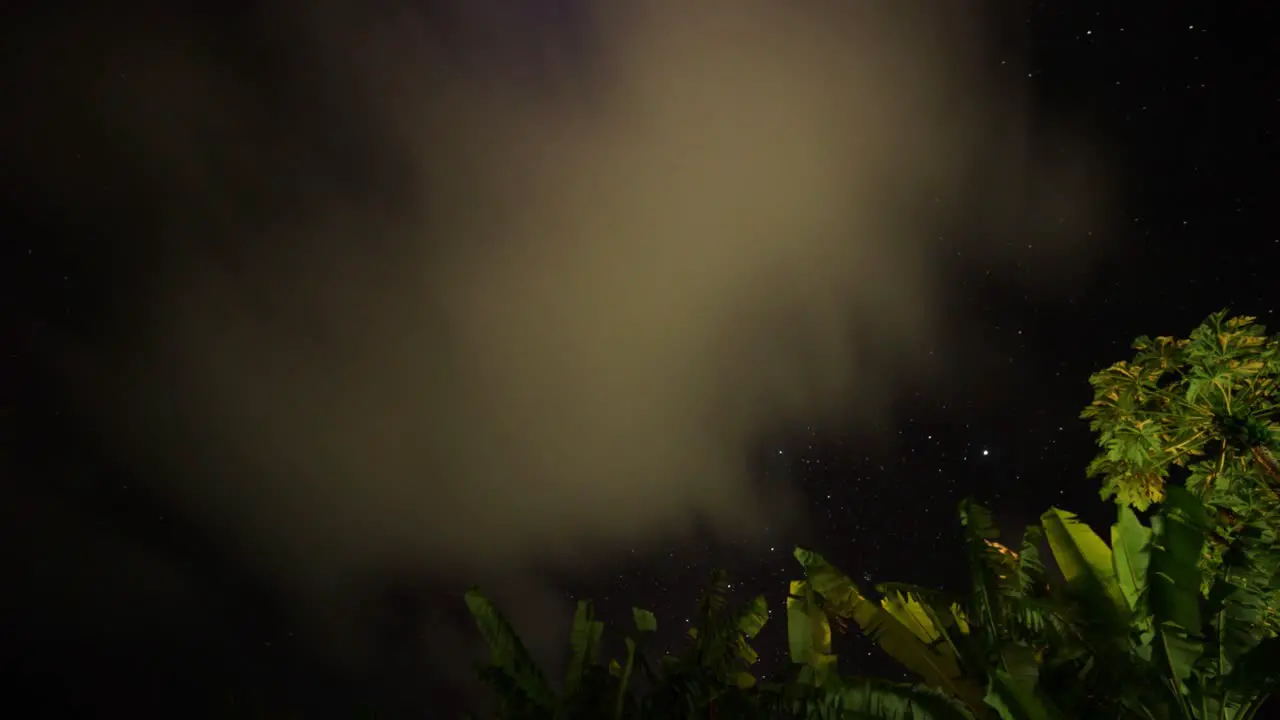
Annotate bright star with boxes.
[982,449,990,456]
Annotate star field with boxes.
[5,0,1277,716]
[555,0,1276,691]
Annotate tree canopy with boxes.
[1082,309,1280,623]
[1081,309,1280,515]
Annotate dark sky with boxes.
[3,1,1275,717]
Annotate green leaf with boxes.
[632,607,658,633]
[983,669,1061,720]
[1204,520,1276,679]
[736,594,770,639]
[1148,487,1207,635]
[613,637,637,720]
[958,499,1018,646]
[1040,508,1129,627]
[563,599,604,700]
[878,587,955,649]
[1144,487,1208,691]
[1015,525,1048,595]
[1110,505,1152,612]
[464,588,556,710]
[793,548,987,713]
[786,579,837,685]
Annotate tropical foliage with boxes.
[466,489,1278,718]
[1082,309,1280,625]
[785,493,1274,720]
[463,571,780,720]
[787,502,1076,720]
[461,309,1280,718]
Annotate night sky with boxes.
[4,1,1276,717]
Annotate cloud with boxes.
[23,0,1112,688]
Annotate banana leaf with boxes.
[465,588,556,711]
[794,548,988,713]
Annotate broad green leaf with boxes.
[793,548,987,712]
[1204,520,1276,680]
[881,589,945,645]
[983,669,1061,720]
[1151,626,1203,693]
[1148,487,1206,635]
[1110,505,1152,612]
[464,588,556,710]
[563,599,604,699]
[632,607,658,633]
[786,579,835,679]
[736,594,769,639]
[1144,487,1208,691]
[1040,508,1128,625]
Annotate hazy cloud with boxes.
[23,0,1112,685]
